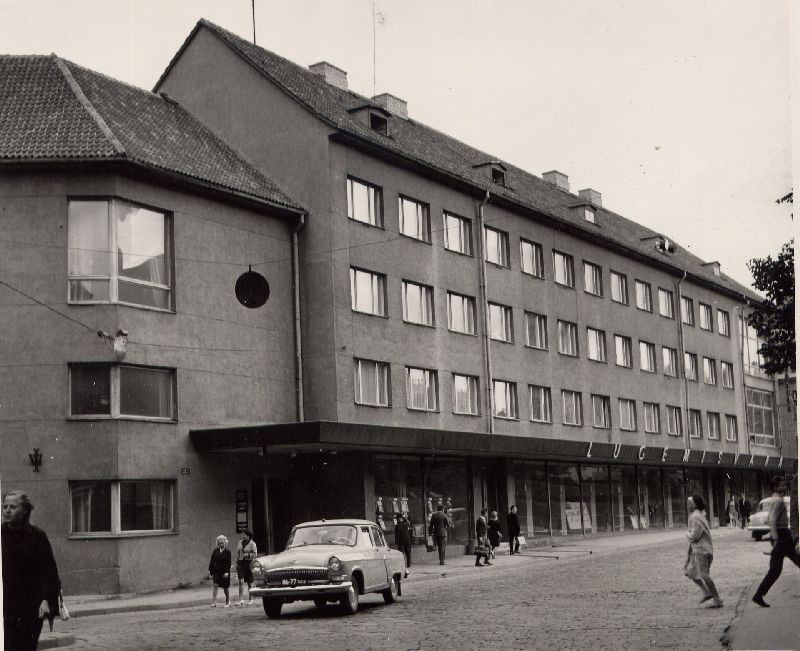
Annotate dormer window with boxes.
[369,112,388,135]
[473,161,508,187]
[492,168,506,186]
[584,207,595,224]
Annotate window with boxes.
[453,374,479,415]
[520,239,544,278]
[741,317,768,378]
[587,327,607,362]
[70,480,174,535]
[69,364,175,419]
[644,403,660,433]
[406,367,438,411]
[703,357,717,385]
[402,280,434,326]
[718,309,731,337]
[557,320,578,356]
[699,303,713,331]
[681,296,694,326]
[347,177,382,226]
[662,347,678,377]
[553,251,575,287]
[615,335,632,368]
[447,292,476,335]
[529,385,551,423]
[635,280,652,312]
[658,288,674,318]
[484,226,509,267]
[492,168,506,186]
[562,390,583,426]
[350,268,386,316]
[443,212,472,255]
[488,302,514,342]
[354,359,390,406]
[525,312,548,349]
[369,112,388,134]
[68,199,172,310]
[684,352,698,381]
[746,388,775,444]
[398,196,431,242]
[720,361,734,389]
[619,399,636,431]
[707,412,721,440]
[583,261,603,296]
[493,380,518,419]
[592,395,611,429]
[725,415,738,442]
[666,405,682,437]
[688,409,702,438]
[610,271,628,305]
[584,207,596,224]
[639,341,656,373]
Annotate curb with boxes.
[71,598,210,618]
[38,632,76,648]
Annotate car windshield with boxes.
[286,525,358,548]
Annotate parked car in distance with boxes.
[747,496,791,541]
[249,519,406,618]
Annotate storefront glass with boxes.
[513,462,549,538]
[374,455,425,544]
[580,464,613,534]
[743,471,763,504]
[637,467,665,529]
[548,463,583,536]
[609,465,639,530]
[663,467,686,528]
[424,457,470,544]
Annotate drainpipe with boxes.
[477,190,494,433]
[676,270,690,450]
[292,214,306,421]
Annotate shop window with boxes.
[398,195,431,242]
[638,467,665,529]
[374,456,424,545]
[580,465,614,533]
[548,463,582,536]
[424,457,470,544]
[610,466,639,531]
[347,177,383,227]
[663,468,687,528]
[443,212,472,255]
[70,480,174,535]
[513,462,550,537]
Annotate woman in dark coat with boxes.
[487,510,502,559]
[2,489,60,651]
[507,505,521,555]
[208,535,232,607]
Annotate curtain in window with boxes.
[71,485,93,532]
[150,482,171,530]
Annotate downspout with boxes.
[292,214,306,421]
[676,270,691,450]
[736,305,752,456]
[477,190,494,433]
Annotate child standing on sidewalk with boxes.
[208,535,232,608]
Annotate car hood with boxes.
[255,545,361,569]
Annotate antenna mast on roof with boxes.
[372,0,377,97]
[252,0,257,45]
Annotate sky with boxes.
[2,0,795,289]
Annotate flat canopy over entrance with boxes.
[189,421,796,471]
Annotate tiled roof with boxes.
[184,19,756,300]
[0,54,304,213]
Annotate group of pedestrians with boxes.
[207,529,258,608]
[726,495,753,529]
[473,506,520,566]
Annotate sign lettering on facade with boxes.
[236,489,249,532]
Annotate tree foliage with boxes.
[746,238,795,375]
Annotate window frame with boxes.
[452,373,479,416]
[619,398,637,432]
[615,334,633,368]
[688,409,703,438]
[610,270,629,305]
[405,367,439,412]
[699,302,714,332]
[666,405,683,437]
[725,414,738,442]
[398,195,431,243]
[447,291,477,335]
[745,388,776,444]
[353,358,390,407]
[684,352,698,381]
[350,267,387,317]
[720,361,734,389]
[639,341,657,373]
[346,176,383,227]
[703,357,717,385]
[662,346,678,377]
[717,309,731,337]
[681,296,695,326]
[586,327,607,363]
[483,226,510,267]
[583,261,603,296]
[561,389,583,426]
[643,402,660,434]
[524,312,548,350]
[591,394,611,429]
[520,238,545,278]
[488,302,514,343]
[634,280,652,312]
[553,250,575,288]
[401,280,435,327]
[707,412,721,440]
[657,288,674,319]
[493,380,518,420]
[443,211,473,256]
[557,319,579,357]
[529,385,552,423]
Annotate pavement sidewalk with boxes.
[725,569,800,650]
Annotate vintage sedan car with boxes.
[747,496,791,540]
[249,519,406,618]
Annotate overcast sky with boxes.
[2,0,794,288]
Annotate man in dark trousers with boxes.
[507,505,521,554]
[752,476,800,607]
[738,496,752,529]
[428,504,450,565]
[393,513,412,573]
[475,507,491,566]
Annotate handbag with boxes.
[59,590,70,622]
[426,535,435,551]
[684,550,698,580]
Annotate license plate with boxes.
[280,578,308,587]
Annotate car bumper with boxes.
[249,581,353,599]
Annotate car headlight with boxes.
[328,556,342,572]
[251,560,264,577]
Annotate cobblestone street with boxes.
[57,528,772,649]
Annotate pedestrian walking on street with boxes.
[727,497,739,528]
[752,476,800,608]
[475,508,491,566]
[428,504,450,566]
[393,513,412,572]
[738,496,752,529]
[208,535,232,608]
[487,510,502,559]
[507,505,521,555]
[235,530,257,606]
[2,489,61,651]
[685,494,723,608]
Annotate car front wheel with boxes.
[340,579,359,615]
[263,597,282,619]
[382,576,399,604]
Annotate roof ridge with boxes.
[52,55,126,156]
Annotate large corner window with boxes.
[70,479,174,535]
[68,199,172,310]
[746,388,775,445]
[69,363,176,420]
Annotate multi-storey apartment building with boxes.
[156,20,796,558]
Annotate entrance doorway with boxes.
[267,477,293,553]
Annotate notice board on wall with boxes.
[236,489,249,532]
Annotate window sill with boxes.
[348,216,385,230]
[493,415,519,421]
[490,338,515,345]
[486,261,510,270]
[641,369,657,374]
[444,248,474,258]
[447,329,478,337]
[554,282,576,290]
[700,328,714,334]
[620,428,637,433]
[351,309,389,319]
[67,416,177,423]
[557,352,579,359]
[592,425,611,430]
[588,358,608,364]
[69,530,178,540]
[616,364,633,370]
[399,233,432,246]
[610,299,630,307]
[530,419,552,425]
[406,407,439,413]
[583,290,604,299]
[354,402,391,409]
[521,272,546,281]
[562,422,584,428]
[635,307,653,314]
[68,300,175,314]
[645,430,661,435]
[403,320,436,329]
[453,411,481,417]
[659,314,675,321]
[524,345,548,351]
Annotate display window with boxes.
[513,462,550,537]
[548,463,583,536]
[580,464,614,534]
[637,467,665,529]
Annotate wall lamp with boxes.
[29,448,43,472]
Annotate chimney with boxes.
[542,170,569,191]
[372,93,408,119]
[308,61,348,90]
[578,188,602,207]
